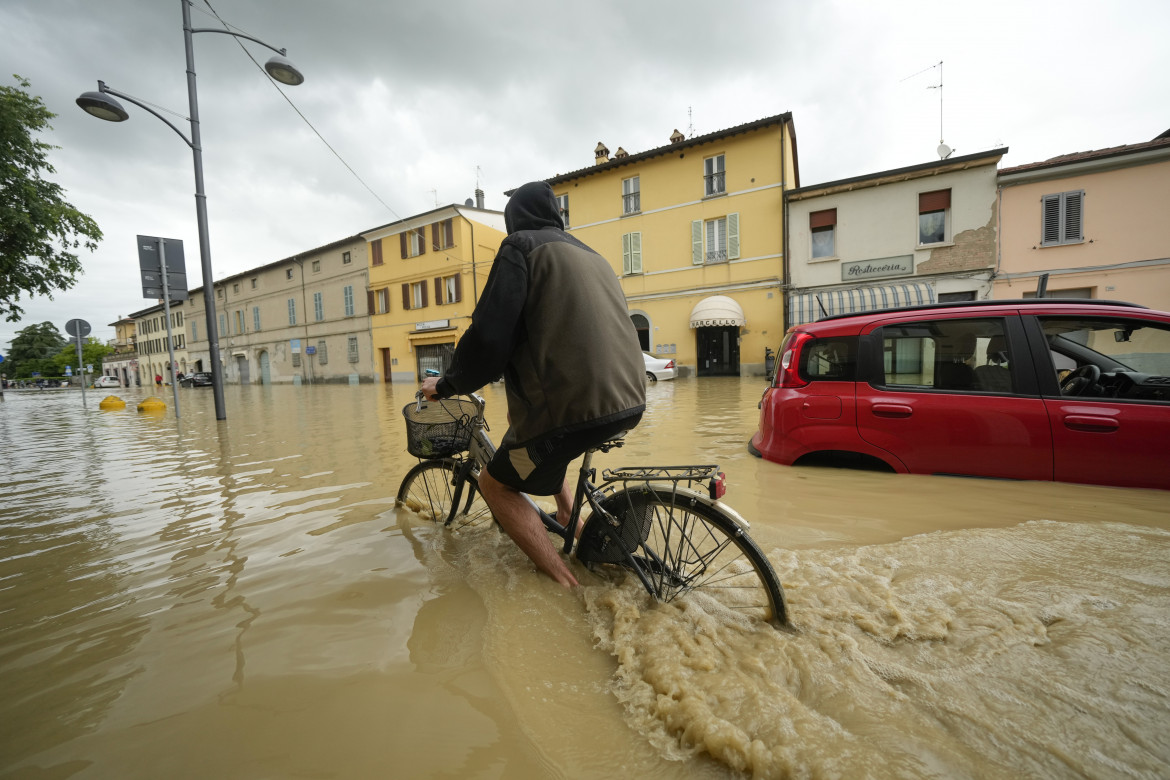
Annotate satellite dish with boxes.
[937,143,953,160]
[464,198,474,206]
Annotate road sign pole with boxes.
[158,239,182,419]
[75,332,87,407]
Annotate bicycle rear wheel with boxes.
[396,459,494,530]
[579,487,787,627]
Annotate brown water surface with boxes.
[1,379,1167,778]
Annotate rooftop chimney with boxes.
[594,142,610,165]
[670,129,685,144]
[615,147,628,159]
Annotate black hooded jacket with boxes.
[436,181,645,445]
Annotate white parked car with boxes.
[642,353,677,382]
[94,375,121,388]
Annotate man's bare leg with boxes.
[552,479,587,540]
[478,469,579,588]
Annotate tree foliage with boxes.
[5,320,66,377]
[0,75,103,322]
[51,336,112,376]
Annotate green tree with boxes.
[0,75,103,322]
[51,335,112,377]
[7,320,65,377]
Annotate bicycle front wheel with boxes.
[580,487,787,627]
[396,459,494,530]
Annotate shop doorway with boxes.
[695,326,739,376]
[415,343,455,380]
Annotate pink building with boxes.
[994,131,1170,309]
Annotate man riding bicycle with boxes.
[420,181,645,588]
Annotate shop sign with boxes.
[841,255,913,282]
[414,320,450,331]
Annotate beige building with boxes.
[785,148,1007,326]
[362,200,507,384]
[995,131,1170,307]
[127,303,189,386]
[185,236,374,384]
[101,315,141,386]
[542,114,799,377]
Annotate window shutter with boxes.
[432,223,440,251]
[416,228,426,256]
[445,219,454,248]
[367,290,375,314]
[371,240,383,266]
[1064,191,1083,241]
[727,213,740,259]
[421,283,429,307]
[631,232,642,273]
[434,277,442,304]
[691,220,703,265]
[402,283,410,310]
[400,233,408,259]
[454,274,462,302]
[919,189,951,213]
[1041,195,1061,245]
[809,208,837,228]
[622,233,632,274]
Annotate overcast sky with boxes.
[2,0,1167,354]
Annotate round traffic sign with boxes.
[65,319,92,338]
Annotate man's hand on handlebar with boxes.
[419,376,441,401]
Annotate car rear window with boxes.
[877,317,1013,392]
[800,337,858,381]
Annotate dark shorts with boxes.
[486,414,642,495]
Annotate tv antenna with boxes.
[902,60,951,158]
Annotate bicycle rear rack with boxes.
[601,465,726,500]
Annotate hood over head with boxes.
[504,181,564,234]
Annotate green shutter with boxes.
[622,233,632,275]
[727,212,740,259]
[691,220,703,265]
[632,232,642,274]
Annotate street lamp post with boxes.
[77,0,304,421]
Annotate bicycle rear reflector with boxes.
[708,471,727,500]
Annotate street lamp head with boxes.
[76,90,130,122]
[264,55,305,86]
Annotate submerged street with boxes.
[2,378,1168,778]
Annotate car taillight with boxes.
[665,360,675,369]
[775,332,811,388]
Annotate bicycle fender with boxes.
[640,483,752,533]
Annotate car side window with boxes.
[800,337,857,381]
[1039,316,1170,402]
[878,318,1014,393]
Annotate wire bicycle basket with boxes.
[402,397,478,458]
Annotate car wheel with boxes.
[646,372,657,382]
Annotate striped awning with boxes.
[787,282,935,327]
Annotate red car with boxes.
[748,299,1170,490]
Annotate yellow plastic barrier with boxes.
[137,396,167,413]
[99,395,127,410]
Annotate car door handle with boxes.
[1063,414,1120,432]
[871,403,913,418]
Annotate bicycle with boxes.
[396,392,787,627]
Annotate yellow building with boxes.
[540,114,799,376]
[362,200,507,383]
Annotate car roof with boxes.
[800,298,1152,327]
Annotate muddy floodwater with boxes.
[1,378,1168,779]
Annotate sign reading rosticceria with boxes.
[841,255,913,282]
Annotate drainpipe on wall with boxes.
[992,183,1003,297]
[781,119,790,332]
